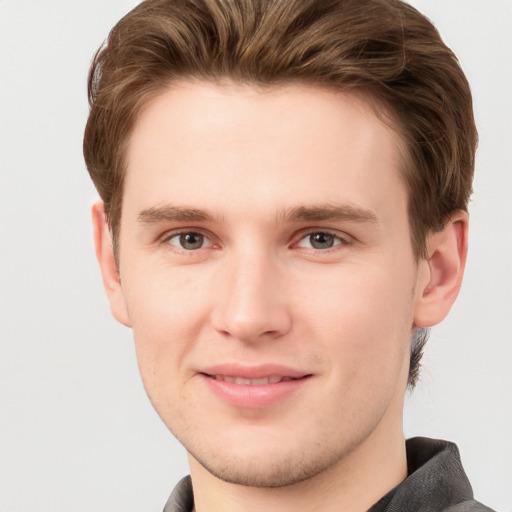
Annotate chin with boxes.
[184,429,363,488]
[190,451,332,488]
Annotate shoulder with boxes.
[444,500,496,512]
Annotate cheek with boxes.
[121,266,212,388]
[299,263,414,379]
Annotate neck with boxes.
[188,422,407,512]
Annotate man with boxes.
[83,0,494,510]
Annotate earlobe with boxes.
[92,202,132,327]
[413,211,468,328]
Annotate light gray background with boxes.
[1,1,511,511]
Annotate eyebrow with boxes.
[280,204,378,224]
[137,203,378,225]
[138,205,216,224]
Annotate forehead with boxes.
[123,81,407,225]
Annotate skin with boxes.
[93,81,467,512]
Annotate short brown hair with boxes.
[83,0,477,385]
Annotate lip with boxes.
[198,364,312,409]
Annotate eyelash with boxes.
[160,230,216,254]
[294,229,351,253]
[159,228,352,254]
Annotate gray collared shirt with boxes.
[162,438,495,512]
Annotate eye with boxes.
[166,231,208,250]
[296,231,346,250]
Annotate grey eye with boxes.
[308,232,335,249]
[169,232,205,250]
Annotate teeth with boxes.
[213,375,294,385]
[251,377,270,385]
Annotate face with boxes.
[110,82,425,486]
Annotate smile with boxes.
[199,367,312,409]
[209,375,299,385]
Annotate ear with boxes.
[92,202,132,327]
[413,211,468,328]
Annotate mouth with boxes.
[198,366,312,409]
[204,374,302,386]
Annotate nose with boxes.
[211,248,293,343]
